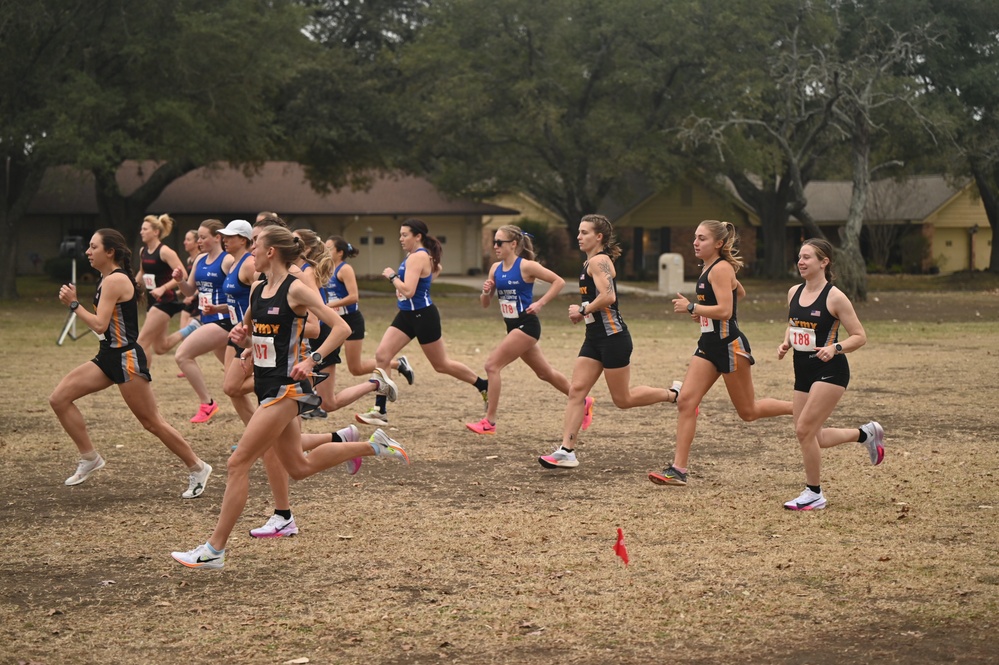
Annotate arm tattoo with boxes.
[598,260,615,298]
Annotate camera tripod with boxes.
[57,258,94,346]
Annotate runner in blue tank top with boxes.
[649,220,792,487]
[135,214,188,367]
[50,229,212,499]
[172,219,236,424]
[215,220,257,425]
[324,236,415,385]
[776,238,884,511]
[171,225,409,571]
[356,218,488,428]
[293,229,396,421]
[467,225,587,436]
[538,215,680,470]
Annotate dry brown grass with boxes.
[1,288,998,664]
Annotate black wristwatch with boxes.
[686,301,696,314]
[310,351,323,363]
[834,343,843,354]
[69,300,80,312]
[387,272,398,282]
[578,303,587,316]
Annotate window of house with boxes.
[438,236,447,244]
[374,237,384,245]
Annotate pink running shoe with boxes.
[581,396,595,431]
[466,418,496,435]
[336,425,363,475]
[190,401,219,423]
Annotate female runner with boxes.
[135,214,187,368]
[324,235,414,385]
[50,229,212,498]
[171,225,408,569]
[468,224,593,436]
[777,238,884,510]
[649,220,792,486]
[171,219,235,423]
[178,228,201,332]
[538,215,678,470]
[355,218,487,427]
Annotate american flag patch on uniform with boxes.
[268,307,280,314]
[811,310,821,316]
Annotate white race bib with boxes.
[790,326,816,352]
[581,301,595,325]
[142,274,156,290]
[396,290,406,302]
[251,335,276,368]
[198,291,212,312]
[699,315,713,333]
[228,305,238,326]
[499,299,519,319]
[333,305,346,316]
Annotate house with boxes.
[23,161,519,277]
[604,177,760,279]
[799,176,992,274]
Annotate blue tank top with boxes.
[194,251,228,323]
[325,262,359,315]
[494,256,533,318]
[223,253,252,326]
[396,247,433,311]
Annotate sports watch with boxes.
[310,351,323,363]
[686,301,696,314]
[834,343,843,354]
[69,300,80,311]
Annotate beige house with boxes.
[800,176,993,274]
[24,161,518,277]
[605,178,760,279]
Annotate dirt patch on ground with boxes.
[1,289,997,663]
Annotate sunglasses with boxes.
[493,239,513,247]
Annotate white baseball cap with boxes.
[218,219,252,239]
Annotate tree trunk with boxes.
[92,160,199,247]
[838,119,870,302]
[0,158,46,300]
[969,159,999,274]
[728,172,794,278]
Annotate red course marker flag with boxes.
[613,528,629,565]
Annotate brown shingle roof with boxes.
[798,176,964,223]
[29,161,519,217]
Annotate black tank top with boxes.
[250,274,308,387]
[139,244,178,303]
[696,258,742,343]
[788,282,840,354]
[578,251,626,337]
[94,268,140,350]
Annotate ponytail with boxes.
[402,218,442,272]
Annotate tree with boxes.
[677,1,842,278]
[919,0,999,274]
[823,3,942,300]
[395,0,721,236]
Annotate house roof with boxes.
[29,161,520,217]
[797,176,965,223]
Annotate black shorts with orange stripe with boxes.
[91,344,152,384]
[694,332,755,374]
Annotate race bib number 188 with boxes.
[790,326,816,352]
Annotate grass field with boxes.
[1,278,997,664]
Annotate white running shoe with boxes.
[355,407,388,427]
[538,447,579,469]
[396,355,415,385]
[859,421,885,466]
[249,514,299,538]
[337,424,363,475]
[369,368,399,402]
[783,488,827,511]
[65,455,106,486]
[171,542,225,569]
[182,462,212,499]
[369,429,409,464]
